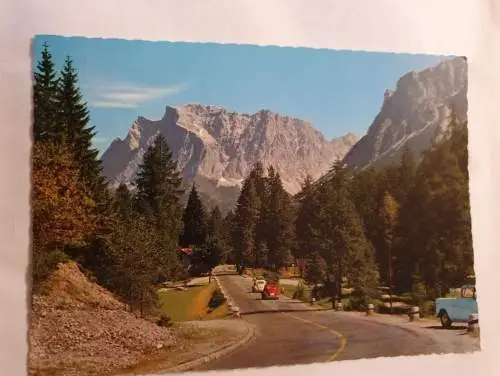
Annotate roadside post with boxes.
[335,302,343,311]
[232,306,241,318]
[366,303,375,316]
[468,313,479,333]
[408,306,420,321]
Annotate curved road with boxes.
[196,272,478,371]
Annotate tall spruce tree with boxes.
[249,162,268,267]
[379,191,399,313]
[294,174,319,260]
[231,178,260,273]
[55,56,101,189]
[108,213,159,316]
[33,42,59,142]
[113,183,134,220]
[223,210,236,264]
[180,184,208,247]
[390,148,418,294]
[303,250,327,298]
[348,167,386,269]
[265,169,295,271]
[394,144,417,204]
[207,205,224,241]
[315,165,378,306]
[134,134,184,280]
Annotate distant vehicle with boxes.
[262,281,280,300]
[252,277,267,293]
[436,284,478,328]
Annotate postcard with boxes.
[28,35,480,376]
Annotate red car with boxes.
[261,281,280,300]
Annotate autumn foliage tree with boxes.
[32,141,96,285]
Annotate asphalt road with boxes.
[196,273,478,371]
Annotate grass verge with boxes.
[157,282,230,322]
[157,285,206,322]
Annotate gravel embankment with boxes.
[29,262,253,376]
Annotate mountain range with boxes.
[342,56,467,169]
[100,56,467,213]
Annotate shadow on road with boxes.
[424,325,468,331]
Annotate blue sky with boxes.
[33,35,452,153]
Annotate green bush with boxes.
[32,249,69,290]
[348,286,379,310]
[340,298,354,311]
[157,313,172,327]
[411,281,428,306]
[208,289,226,310]
[369,298,384,311]
[293,283,307,300]
[421,300,436,317]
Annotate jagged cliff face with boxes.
[101,105,358,211]
[342,57,468,169]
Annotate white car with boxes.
[252,277,267,293]
[436,284,478,328]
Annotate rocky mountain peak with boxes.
[342,56,467,169]
[101,104,358,211]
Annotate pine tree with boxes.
[222,210,236,264]
[294,174,319,260]
[113,183,133,219]
[55,56,101,189]
[207,205,224,241]
[231,178,260,273]
[348,167,386,269]
[395,143,417,204]
[134,134,184,280]
[392,167,428,293]
[52,56,114,272]
[328,159,352,190]
[108,213,159,316]
[265,169,296,271]
[250,162,268,267]
[379,191,399,313]
[315,165,378,306]
[303,251,327,298]
[135,134,184,215]
[197,234,223,281]
[33,42,59,142]
[207,205,230,261]
[180,184,208,247]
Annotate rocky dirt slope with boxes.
[29,262,175,376]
